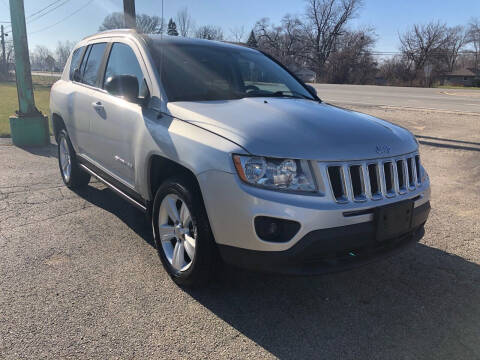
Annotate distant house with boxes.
[443,68,480,87]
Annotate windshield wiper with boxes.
[242,90,314,101]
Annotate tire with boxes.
[57,129,91,189]
[152,176,218,287]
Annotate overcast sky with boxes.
[1,0,479,53]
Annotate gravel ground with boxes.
[0,107,479,359]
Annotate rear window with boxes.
[81,43,107,87]
[69,47,84,80]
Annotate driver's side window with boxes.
[103,42,148,99]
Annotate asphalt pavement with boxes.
[1,87,479,359]
[311,84,480,115]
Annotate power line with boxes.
[26,0,73,24]
[25,0,66,20]
[3,0,73,33]
[30,0,94,35]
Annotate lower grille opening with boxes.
[407,158,415,186]
[368,164,380,195]
[383,162,394,193]
[350,165,363,198]
[415,155,421,183]
[254,216,300,242]
[328,166,344,200]
[396,160,405,189]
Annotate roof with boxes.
[445,68,479,77]
[145,34,257,52]
[82,29,257,53]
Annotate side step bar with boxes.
[79,163,147,212]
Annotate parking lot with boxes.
[1,87,479,359]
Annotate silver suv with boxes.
[50,30,431,287]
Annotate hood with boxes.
[167,98,418,161]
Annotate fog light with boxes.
[254,216,300,243]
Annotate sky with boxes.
[1,0,479,54]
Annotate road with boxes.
[311,84,480,114]
[31,71,61,78]
[1,91,480,358]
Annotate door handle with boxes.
[92,101,104,109]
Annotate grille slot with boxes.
[415,155,421,183]
[407,157,414,187]
[328,166,345,201]
[368,164,380,196]
[396,160,405,190]
[323,152,422,203]
[349,165,364,199]
[383,162,394,193]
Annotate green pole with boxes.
[8,0,49,146]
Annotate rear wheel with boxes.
[57,129,90,189]
[152,177,218,287]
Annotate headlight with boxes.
[233,155,316,192]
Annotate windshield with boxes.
[149,42,315,102]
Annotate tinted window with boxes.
[81,42,107,87]
[69,47,84,80]
[103,43,148,98]
[149,43,313,102]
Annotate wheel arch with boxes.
[51,113,66,142]
[147,154,203,202]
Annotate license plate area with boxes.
[375,200,414,242]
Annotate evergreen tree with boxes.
[167,18,179,36]
[246,30,258,48]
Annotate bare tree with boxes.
[443,26,469,72]
[195,25,224,40]
[325,28,377,84]
[303,0,363,77]
[176,7,193,37]
[31,45,54,71]
[229,26,245,43]
[255,15,306,69]
[379,55,413,86]
[55,40,75,70]
[99,12,164,34]
[399,21,449,72]
[467,17,480,71]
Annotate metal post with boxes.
[123,0,136,29]
[8,0,48,146]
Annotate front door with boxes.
[88,41,150,187]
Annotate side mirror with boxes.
[306,84,317,97]
[72,67,81,82]
[104,75,139,102]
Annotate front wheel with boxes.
[152,177,218,287]
[57,129,90,189]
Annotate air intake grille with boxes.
[324,153,423,203]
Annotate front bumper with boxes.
[218,201,430,275]
[198,170,431,252]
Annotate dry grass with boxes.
[0,80,52,137]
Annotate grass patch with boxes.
[0,80,52,137]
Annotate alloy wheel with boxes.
[59,136,72,183]
[158,194,197,272]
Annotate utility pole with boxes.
[123,0,136,29]
[8,0,49,146]
[1,25,7,75]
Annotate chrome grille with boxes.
[323,153,422,203]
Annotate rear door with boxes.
[69,42,108,157]
[88,40,149,187]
